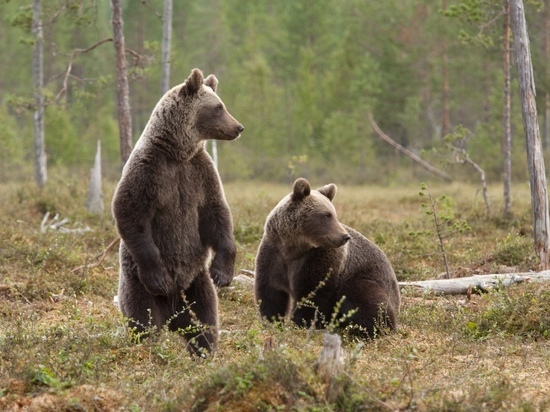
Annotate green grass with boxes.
[1,173,549,411]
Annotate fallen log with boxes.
[398,271,550,295]
[240,269,550,295]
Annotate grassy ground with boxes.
[1,173,549,411]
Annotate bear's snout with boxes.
[237,124,244,133]
[326,231,351,248]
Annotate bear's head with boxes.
[178,68,244,142]
[267,178,351,251]
[142,68,244,158]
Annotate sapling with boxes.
[417,183,471,278]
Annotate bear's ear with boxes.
[291,178,311,201]
[317,184,337,201]
[204,74,218,93]
[179,68,204,97]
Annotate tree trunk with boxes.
[111,0,133,167]
[510,0,550,270]
[32,0,47,189]
[441,0,450,137]
[160,0,173,95]
[86,140,103,214]
[503,0,512,217]
[544,0,550,149]
[442,49,450,137]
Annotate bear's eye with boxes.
[215,104,223,112]
[324,212,332,219]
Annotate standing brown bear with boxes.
[112,68,243,355]
[254,178,400,338]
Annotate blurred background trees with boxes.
[1,0,548,186]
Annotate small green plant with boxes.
[464,283,550,340]
[29,365,69,390]
[327,296,357,334]
[413,183,471,278]
[293,269,334,330]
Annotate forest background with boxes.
[2,0,549,187]
[3,1,550,409]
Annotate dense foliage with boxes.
[0,0,548,184]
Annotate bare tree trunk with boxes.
[440,0,450,137]
[32,0,47,189]
[503,0,512,217]
[544,0,550,149]
[510,0,550,270]
[86,140,103,214]
[111,0,133,167]
[160,0,173,95]
[442,52,450,137]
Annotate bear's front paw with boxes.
[210,253,234,287]
[139,268,175,296]
[209,266,233,287]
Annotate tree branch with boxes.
[55,39,148,102]
[55,38,114,102]
[367,112,453,182]
[71,236,120,273]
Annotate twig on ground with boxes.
[71,236,120,273]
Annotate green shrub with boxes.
[465,283,550,340]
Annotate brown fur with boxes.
[112,68,243,355]
[254,178,400,338]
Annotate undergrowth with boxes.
[0,174,548,410]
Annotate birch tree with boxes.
[544,0,550,148]
[510,0,550,269]
[32,0,47,188]
[160,0,173,95]
[111,0,133,167]
[502,0,512,217]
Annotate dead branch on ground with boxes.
[398,271,550,295]
[71,236,120,273]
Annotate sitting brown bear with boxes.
[254,178,400,338]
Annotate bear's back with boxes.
[341,225,401,310]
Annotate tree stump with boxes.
[316,333,344,403]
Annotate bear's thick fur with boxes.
[112,68,243,354]
[254,178,400,338]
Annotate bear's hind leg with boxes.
[292,290,335,329]
[340,280,397,339]
[169,272,219,356]
[256,288,290,323]
[118,273,162,340]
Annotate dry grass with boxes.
[1,173,549,411]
